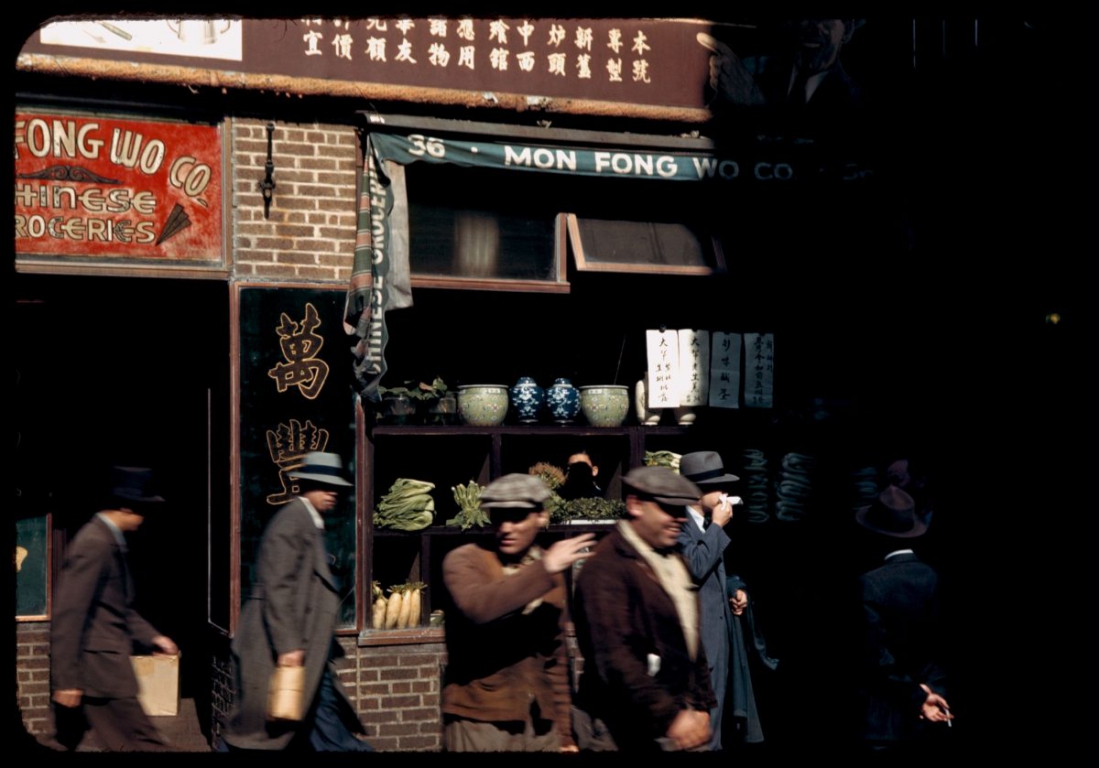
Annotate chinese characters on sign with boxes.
[264,303,333,505]
[708,332,743,410]
[289,17,658,87]
[646,330,681,408]
[678,329,709,407]
[742,333,775,409]
[13,112,224,264]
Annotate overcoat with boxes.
[223,498,363,750]
[51,515,161,698]
[573,524,716,751]
[676,515,732,749]
[856,551,947,743]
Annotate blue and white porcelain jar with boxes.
[546,378,581,424]
[509,377,545,424]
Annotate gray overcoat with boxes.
[222,498,362,750]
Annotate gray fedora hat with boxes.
[622,466,701,510]
[679,451,740,487]
[855,485,927,539]
[287,452,353,487]
[480,473,552,510]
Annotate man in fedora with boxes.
[573,466,716,752]
[676,451,770,749]
[853,485,954,751]
[222,451,372,752]
[441,473,594,752]
[49,466,179,751]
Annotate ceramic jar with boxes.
[457,385,509,426]
[546,378,581,424]
[509,377,545,423]
[580,385,630,427]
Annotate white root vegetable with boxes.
[384,588,404,629]
[407,585,422,628]
[397,584,413,629]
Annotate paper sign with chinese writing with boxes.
[677,329,709,407]
[708,332,742,409]
[743,333,775,409]
[646,329,680,409]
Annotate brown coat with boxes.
[51,515,160,698]
[573,525,716,750]
[441,543,573,745]
[223,499,363,750]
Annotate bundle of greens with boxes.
[446,480,490,530]
[644,450,682,472]
[545,493,626,523]
[375,478,435,531]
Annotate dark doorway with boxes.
[14,273,229,735]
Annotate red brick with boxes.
[272,196,317,211]
[254,237,293,250]
[319,226,352,240]
[360,709,399,725]
[380,695,419,708]
[276,253,318,267]
[306,131,327,143]
[411,680,433,693]
[21,682,48,694]
[281,129,307,142]
[391,682,411,694]
[236,139,269,154]
[377,722,419,737]
[359,683,390,696]
[357,697,380,710]
[272,170,319,184]
[401,707,437,722]
[358,668,379,682]
[274,141,315,156]
[318,145,354,158]
[20,658,48,671]
[397,735,439,750]
[421,694,439,707]
[298,158,338,171]
[297,185,342,198]
[419,720,442,733]
[379,668,417,681]
[369,737,399,751]
[252,264,299,278]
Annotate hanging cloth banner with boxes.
[345,131,800,398]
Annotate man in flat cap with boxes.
[853,485,953,752]
[573,466,716,752]
[441,473,594,752]
[49,466,178,751]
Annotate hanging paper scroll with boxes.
[743,332,775,409]
[645,329,681,409]
[708,332,742,409]
[678,329,709,407]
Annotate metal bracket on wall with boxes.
[260,122,276,219]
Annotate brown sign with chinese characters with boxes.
[14,111,224,265]
[21,18,717,115]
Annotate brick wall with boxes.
[210,635,447,752]
[231,119,359,283]
[15,622,51,736]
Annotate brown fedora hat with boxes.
[855,485,927,539]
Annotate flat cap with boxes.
[622,466,701,507]
[479,473,553,509]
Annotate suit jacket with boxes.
[677,512,732,749]
[51,515,160,699]
[856,552,947,743]
[441,543,573,745]
[224,498,363,750]
[574,524,716,751]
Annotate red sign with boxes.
[14,111,224,263]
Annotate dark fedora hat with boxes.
[287,451,353,487]
[855,485,927,539]
[679,451,740,488]
[106,466,165,510]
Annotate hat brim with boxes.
[854,505,928,539]
[691,473,741,487]
[288,471,353,487]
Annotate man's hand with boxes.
[278,649,305,667]
[729,589,748,616]
[152,635,179,655]
[543,533,596,575]
[711,495,734,528]
[697,32,766,106]
[53,689,83,708]
[666,709,711,751]
[919,683,953,724]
